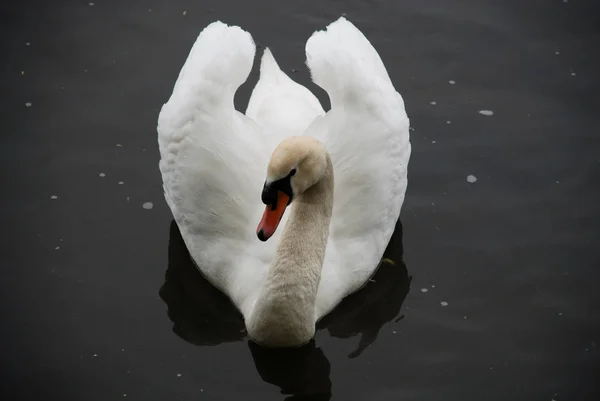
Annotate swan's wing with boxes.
[246,48,325,135]
[157,21,270,303]
[305,18,411,317]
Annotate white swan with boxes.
[157,17,411,347]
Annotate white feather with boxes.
[158,17,411,321]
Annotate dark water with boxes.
[2,0,599,400]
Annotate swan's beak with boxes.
[257,191,290,242]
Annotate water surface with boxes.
[1,0,599,400]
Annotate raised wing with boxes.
[305,18,412,316]
[157,22,268,292]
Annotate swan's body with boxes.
[157,17,411,347]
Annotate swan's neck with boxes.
[247,156,334,347]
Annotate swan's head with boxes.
[256,136,328,242]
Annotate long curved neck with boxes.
[247,155,334,347]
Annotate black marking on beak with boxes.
[261,170,295,207]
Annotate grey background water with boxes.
[1,0,599,400]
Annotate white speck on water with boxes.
[25,42,31,46]
[60,238,63,242]
[176,373,182,377]
[430,101,437,105]
[126,197,130,202]
[99,173,106,177]
[558,312,563,316]
[93,354,98,357]
[182,10,187,15]
[479,110,494,116]
[121,348,125,351]
[409,127,415,131]
[570,72,576,76]
[464,316,467,319]
[555,51,560,55]
[449,80,456,84]
[118,181,124,185]
[116,143,122,147]
[55,246,60,250]
[467,175,477,183]
[142,202,153,210]
[123,394,126,398]
[431,285,436,288]
[446,120,451,124]
[89,2,94,6]
[50,195,58,200]
[25,102,32,107]
[556,180,560,184]
[420,288,428,293]
[431,140,436,144]
[392,330,397,334]
[440,301,449,307]
[142,148,147,152]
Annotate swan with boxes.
[157,17,411,347]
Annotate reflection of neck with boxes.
[248,340,332,400]
[247,155,334,347]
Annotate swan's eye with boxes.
[289,168,297,176]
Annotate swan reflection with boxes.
[159,220,411,399]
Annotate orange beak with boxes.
[256,191,290,241]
